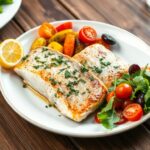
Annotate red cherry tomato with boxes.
[94,112,101,123]
[79,26,97,44]
[116,83,133,99]
[106,91,123,109]
[115,110,127,125]
[123,103,143,121]
[95,38,110,49]
[56,22,72,32]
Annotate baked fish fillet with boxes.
[14,47,106,122]
[74,44,128,88]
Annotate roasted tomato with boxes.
[38,22,56,39]
[79,26,97,44]
[56,22,72,32]
[123,103,143,121]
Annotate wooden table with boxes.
[0,0,150,149]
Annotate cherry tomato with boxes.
[38,22,56,39]
[56,22,72,32]
[115,110,127,125]
[79,26,97,44]
[116,83,133,99]
[94,112,101,123]
[123,103,143,121]
[106,91,123,110]
[94,38,110,49]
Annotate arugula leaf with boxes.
[99,110,120,129]
[97,97,120,129]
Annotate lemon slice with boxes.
[0,39,24,68]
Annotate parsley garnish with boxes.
[81,65,88,73]
[22,55,29,61]
[89,76,94,81]
[33,65,42,69]
[65,70,71,78]
[92,66,102,73]
[49,78,57,86]
[42,47,48,52]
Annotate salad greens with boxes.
[98,97,120,129]
[98,65,150,129]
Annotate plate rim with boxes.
[0,0,22,28]
[0,20,150,137]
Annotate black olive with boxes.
[134,92,145,108]
[129,64,141,75]
[101,34,116,45]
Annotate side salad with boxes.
[31,22,116,56]
[95,64,150,129]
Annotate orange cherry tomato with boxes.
[38,22,56,39]
[116,83,133,100]
[56,22,72,32]
[79,26,97,44]
[63,33,75,56]
[123,103,143,121]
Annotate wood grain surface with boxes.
[0,0,150,150]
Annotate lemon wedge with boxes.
[0,39,23,68]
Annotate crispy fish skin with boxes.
[74,44,128,88]
[14,47,107,122]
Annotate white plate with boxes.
[0,0,22,28]
[0,20,150,137]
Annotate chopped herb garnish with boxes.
[33,65,42,69]
[57,88,63,94]
[35,56,40,60]
[45,105,48,108]
[89,76,94,81]
[99,58,104,61]
[86,88,90,93]
[42,47,48,52]
[36,60,46,64]
[73,69,78,74]
[101,61,111,66]
[22,55,29,61]
[65,70,71,78]
[81,65,88,73]
[113,65,119,69]
[54,93,58,98]
[49,78,57,86]
[51,56,64,65]
[78,79,86,83]
[44,64,50,69]
[81,92,86,95]
[92,66,102,73]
